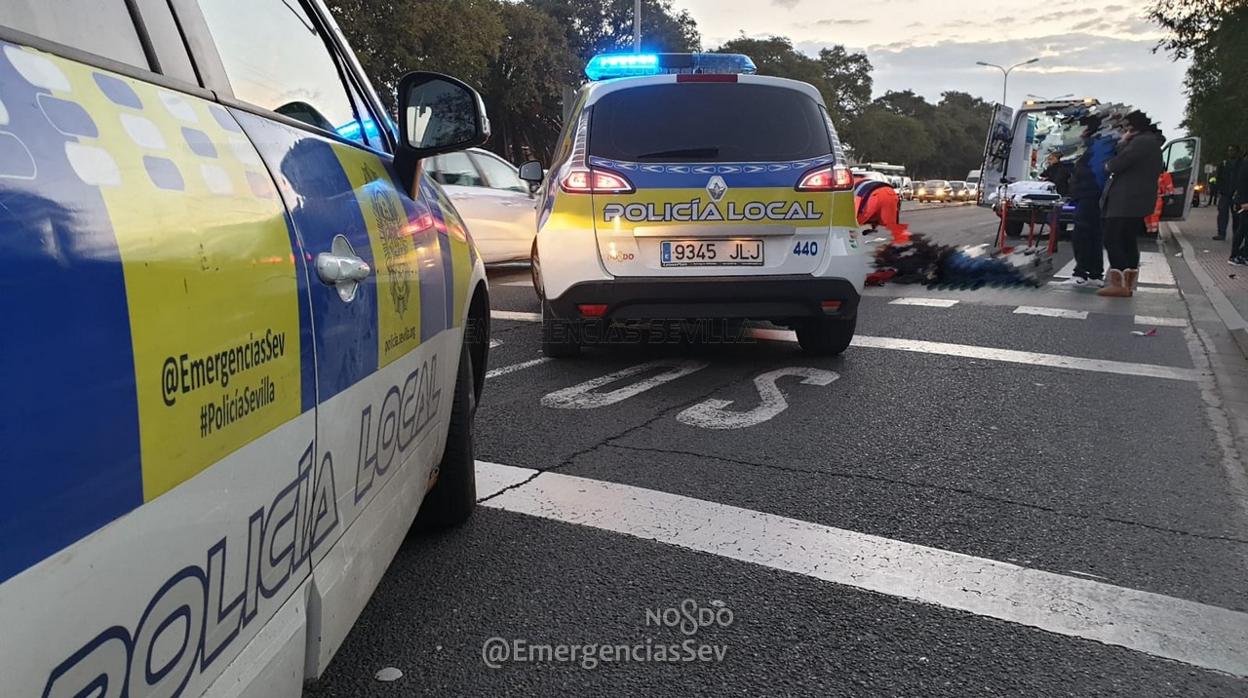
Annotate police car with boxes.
[519,53,870,357]
[1,1,491,696]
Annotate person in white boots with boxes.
[1098,111,1165,298]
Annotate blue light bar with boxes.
[585,53,660,80]
[585,52,758,80]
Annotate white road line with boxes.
[499,279,534,287]
[1054,251,1175,286]
[485,357,551,380]
[888,297,960,308]
[1013,306,1089,320]
[749,328,1199,382]
[489,339,503,349]
[1046,281,1178,295]
[491,310,542,322]
[476,461,1248,677]
[1135,315,1189,328]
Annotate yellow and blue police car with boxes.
[0,1,491,695]
[519,53,871,357]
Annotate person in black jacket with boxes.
[1098,111,1164,297]
[1063,116,1107,286]
[1214,144,1242,241]
[1232,156,1248,264]
[1040,152,1072,197]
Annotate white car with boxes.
[427,147,537,263]
[520,52,870,357]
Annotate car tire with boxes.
[530,239,543,300]
[541,300,581,357]
[414,339,477,530]
[796,316,855,356]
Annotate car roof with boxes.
[579,73,826,108]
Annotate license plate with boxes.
[660,239,763,267]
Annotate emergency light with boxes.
[584,52,757,81]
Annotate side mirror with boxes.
[519,160,544,184]
[396,71,490,190]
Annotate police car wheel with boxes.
[530,239,543,299]
[414,340,477,530]
[541,300,581,357]
[796,316,856,356]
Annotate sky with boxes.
[671,0,1190,135]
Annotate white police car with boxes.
[520,53,870,357]
[0,1,491,695]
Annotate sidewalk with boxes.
[1169,204,1248,356]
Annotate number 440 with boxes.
[793,240,819,256]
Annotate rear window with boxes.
[588,83,832,163]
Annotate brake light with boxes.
[561,168,635,194]
[676,73,738,83]
[577,304,609,318]
[796,165,853,192]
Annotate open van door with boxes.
[977,103,1014,207]
[1160,136,1201,221]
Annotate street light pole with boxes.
[975,58,1039,105]
[634,0,641,53]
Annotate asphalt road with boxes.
[306,206,1248,697]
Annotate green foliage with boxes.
[485,3,579,162]
[1149,2,1246,160]
[326,4,987,173]
[328,0,505,110]
[843,90,992,178]
[712,36,872,130]
[844,106,934,168]
[527,0,700,63]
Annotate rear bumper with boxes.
[546,274,860,322]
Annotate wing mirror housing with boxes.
[519,160,544,194]
[395,71,490,192]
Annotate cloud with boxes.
[794,32,1189,133]
[815,18,870,26]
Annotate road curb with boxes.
[1169,222,1248,359]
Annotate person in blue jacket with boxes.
[1062,115,1115,287]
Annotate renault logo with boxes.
[706,175,728,202]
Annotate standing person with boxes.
[1098,111,1165,298]
[1214,145,1242,240]
[1233,154,1248,265]
[1062,115,1113,287]
[1040,152,1072,197]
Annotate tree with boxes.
[844,106,935,171]
[483,3,579,162]
[527,0,700,64]
[1149,0,1247,159]
[328,0,505,110]
[712,36,872,130]
[818,45,873,128]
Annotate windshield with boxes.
[589,83,832,162]
[924,180,947,187]
[1024,110,1084,180]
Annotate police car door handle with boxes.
[316,235,371,302]
[316,253,371,283]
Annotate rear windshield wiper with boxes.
[633,147,720,160]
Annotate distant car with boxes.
[965,181,979,202]
[915,179,951,203]
[899,176,914,200]
[948,180,971,201]
[426,148,537,263]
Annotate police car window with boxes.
[589,84,831,163]
[198,0,367,146]
[0,0,149,70]
[430,152,485,187]
[472,152,527,193]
